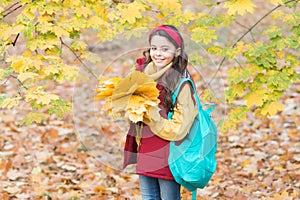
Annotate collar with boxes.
[144,62,172,81]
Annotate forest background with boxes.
[0,0,299,199]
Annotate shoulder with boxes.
[178,71,195,93]
[136,57,147,71]
[177,75,196,104]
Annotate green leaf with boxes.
[207,46,223,56]
[0,96,21,109]
[69,30,80,39]
[48,99,71,118]
[287,35,299,49]
[25,86,59,105]
[70,41,87,51]
[60,64,78,82]
[225,82,246,103]
[0,95,6,105]
[265,70,291,91]
[247,42,268,57]
[20,112,48,126]
[26,33,59,51]
[191,27,217,44]
[227,65,261,84]
[0,67,13,79]
[229,106,249,123]
[24,23,35,38]
[189,52,208,66]
[263,25,282,39]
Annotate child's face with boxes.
[150,35,178,70]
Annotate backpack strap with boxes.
[171,77,202,108]
[168,76,215,118]
[192,190,197,200]
[202,103,215,115]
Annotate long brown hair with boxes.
[143,25,188,110]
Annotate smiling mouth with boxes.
[154,58,164,63]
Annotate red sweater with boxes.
[123,58,174,180]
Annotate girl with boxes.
[123,25,198,200]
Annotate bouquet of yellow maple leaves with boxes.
[95,70,160,123]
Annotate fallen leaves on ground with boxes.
[0,81,299,199]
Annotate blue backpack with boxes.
[167,76,218,200]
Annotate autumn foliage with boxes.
[0,0,299,129]
[0,0,299,199]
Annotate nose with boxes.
[154,48,162,56]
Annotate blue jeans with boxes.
[139,175,181,200]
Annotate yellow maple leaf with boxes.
[87,16,107,29]
[18,72,39,82]
[223,0,256,16]
[25,86,59,105]
[261,101,284,116]
[0,97,21,109]
[117,2,146,24]
[37,94,59,105]
[22,50,32,57]
[111,70,160,123]
[127,95,148,122]
[11,60,24,72]
[148,0,181,12]
[243,89,267,107]
[53,26,69,37]
[60,64,78,82]
[134,82,159,99]
[95,77,121,100]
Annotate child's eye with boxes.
[150,47,157,51]
[162,48,169,52]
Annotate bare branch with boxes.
[235,21,256,43]
[11,33,20,46]
[0,2,19,16]
[1,4,23,19]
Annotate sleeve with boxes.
[147,83,198,141]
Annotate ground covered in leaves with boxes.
[0,80,299,200]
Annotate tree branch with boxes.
[0,77,10,87]
[235,21,256,43]
[11,33,20,46]
[9,74,28,90]
[205,0,298,88]
[60,38,98,79]
[1,3,23,19]
[0,2,19,16]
